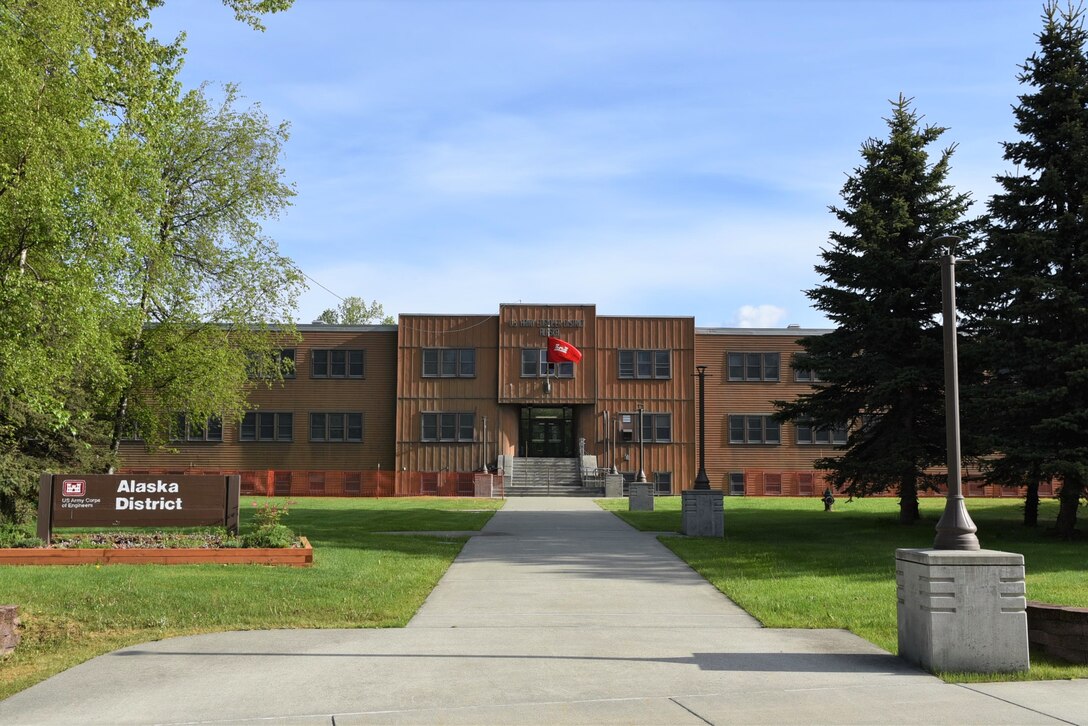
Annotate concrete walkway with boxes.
[2,497,1086,725]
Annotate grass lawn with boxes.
[0,497,502,700]
[598,495,1088,682]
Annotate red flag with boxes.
[546,336,582,364]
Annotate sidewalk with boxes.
[1,497,1085,725]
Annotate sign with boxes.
[37,474,240,543]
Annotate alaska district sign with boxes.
[37,474,240,542]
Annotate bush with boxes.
[0,523,43,548]
[242,524,295,548]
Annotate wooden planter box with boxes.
[0,537,312,567]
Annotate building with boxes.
[119,303,841,497]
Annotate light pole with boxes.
[636,404,647,483]
[694,365,710,490]
[932,236,980,551]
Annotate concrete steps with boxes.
[505,457,603,497]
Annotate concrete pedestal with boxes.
[603,474,624,498]
[628,483,654,511]
[896,548,1029,673]
[681,489,724,538]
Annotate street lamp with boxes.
[932,235,980,551]
[636,404,647,483]
[694,365,711,490]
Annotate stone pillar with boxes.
[603,474,624,498]
[628,482,654,511]
[896,549,1029,673]
[682,489,724,538]
[0,605,20,656]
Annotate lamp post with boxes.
[694,365,711,490]
[932,236,980,551]
[636,404,647,483]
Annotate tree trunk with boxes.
[1023,480,1040,528]
[1054,478,1082,539]
[899,473,920,524]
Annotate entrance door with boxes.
[520,407,575,457]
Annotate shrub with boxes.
[0,523,42,548]
[241,524,295,548]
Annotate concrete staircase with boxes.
[505,457,603,497]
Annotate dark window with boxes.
[170,414,223,443]
[247,349,296,379]
[727,352,780,381]
[618,349,671,379]
[795,368,823,383]
[422,348,476,378]
[796,418,847,445]
[344,472,361,494]
[629,412,671,443]
[729,472,746,496]
[308,472,325,493]
[521,349,572,378]
[764,473,782,495]
[728,414,780,444]
[311,349,364,378]
[310,412,363,442]
[653,472,672,495]
[240,412,293,442]
[421,412,475,442]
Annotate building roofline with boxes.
[695,327,832,336]
[296,324,397,332]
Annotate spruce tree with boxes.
[776,95,973,524]
[975,2,1088,537]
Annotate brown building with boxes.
[120,303,840,497]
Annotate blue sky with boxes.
[150,0,1042,328]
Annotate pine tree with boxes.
[776,95,973,524]
[975,2,1088,537]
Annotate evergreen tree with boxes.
[776,95,973,524]
[974,2,1088,537]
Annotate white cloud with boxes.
[733,305,788,329]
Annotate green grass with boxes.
[598,495,1088,682]
[0,497,502,699]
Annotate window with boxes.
[618,349,671,379]
[186,415,223,442]
[170,414,222,442]
[310,412,363,442]
[796,418,847,445]
[240,412,293,442]
[521,349,573,378]
[248,349,295,379]
[764,473,782,495]
[798,472,815,496]
[729,472,746,496]
[422,348,476,378]
[311,349,364,378]
[653,472,672,495]
[728,414,780,444]
[343,472,361,494]
[308,472,326,494]
[421,412,475,442]
[727,352,780,381]
[641,413,672,443]
[795,368,823,383]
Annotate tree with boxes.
[317,296,395,325]
[106,84,304,454]
[775,95,974,524]
[973,2,1088,537]
[0,0,295,520]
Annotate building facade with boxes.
[119,303,844,496]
